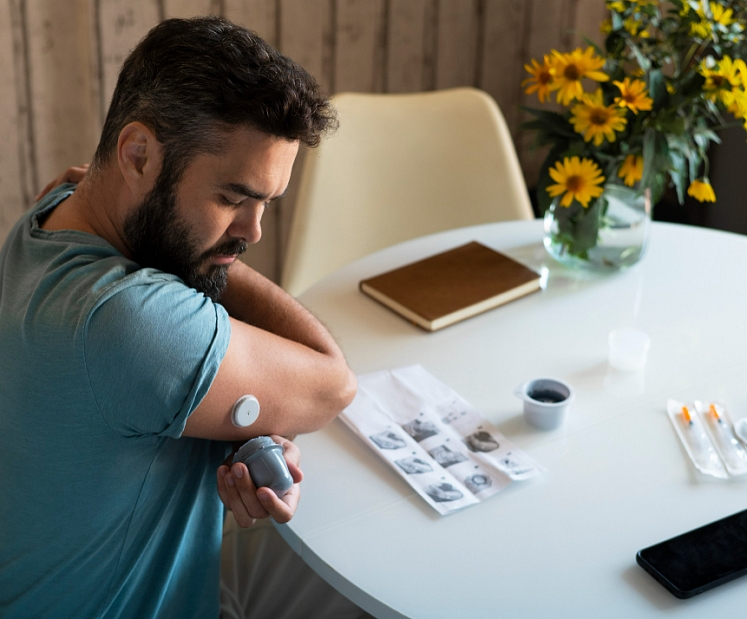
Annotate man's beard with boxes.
[122,173,247,302]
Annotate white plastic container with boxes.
[608,328,650,371]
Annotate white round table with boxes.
[277,220,747,619]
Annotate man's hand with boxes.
[35,164,90,201]
[216,435,303,527]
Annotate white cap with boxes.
[231,395,261,427]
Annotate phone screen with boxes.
[637,508,747,598]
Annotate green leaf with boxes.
[551,198,604,257]
[641,129,669,191]
[520,107,577,139]
[675,72,706,98]
[668,148,687,204]
[629,41,652,72]
[655,115,686,136]
[611,13,625,33]
[648,69,668,109]
[688,151,701,182]
[693,127,721,146]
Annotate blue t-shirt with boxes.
[0,185,232,618]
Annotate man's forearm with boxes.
[220,261,342,358]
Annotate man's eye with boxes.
[219,195,241,207]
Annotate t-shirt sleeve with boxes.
[84,274,231,438]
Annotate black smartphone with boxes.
[636,508,747,599]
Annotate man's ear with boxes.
[117,122,162,200]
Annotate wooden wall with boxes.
[0,0,607,281]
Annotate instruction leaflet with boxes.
[340,364,545,515]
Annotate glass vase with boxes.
[543,183,653,271]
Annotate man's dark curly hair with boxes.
[93,16,337,180]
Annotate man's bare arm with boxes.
[183,261,357,441]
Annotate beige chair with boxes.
[281,87,534,297]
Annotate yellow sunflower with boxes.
[624,17,650,37]
[729,88,747,120]
[570,89,628,146]
[522,56,554,103]
[617,155,644,187]
[691,2,736,38]
[710,2,735,27]
[547,157,606,208]
[550,48,609,105]
[701,56,744,108]
[613,78,654,113]
[687,179,716,203]
[690,20,711,39]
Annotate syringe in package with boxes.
[667,399,727,479]
[694,401,747,477]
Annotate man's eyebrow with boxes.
[219,182,288,201]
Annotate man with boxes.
[0,17,360,619]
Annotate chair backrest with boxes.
[281,87,534,296]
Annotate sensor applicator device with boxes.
[233,436,294,497]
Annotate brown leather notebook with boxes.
[359,241,541,331]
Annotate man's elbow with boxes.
[337,367,357,411]
[318,365,357,427]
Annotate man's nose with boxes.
[229,204,263,244]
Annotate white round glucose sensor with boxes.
[231,395,260,427]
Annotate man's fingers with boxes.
[256,484,300,524]
[218,465,263,528]
[220,438,302,526]
[216,465,232,508]
[230,463,270,520]
[287,460,303,484]
[35,164,91,201]
[35,179,58,201]
[271,434,300,467]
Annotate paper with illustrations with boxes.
[340,364,545,515]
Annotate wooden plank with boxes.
[7,0,35,212]
[479,0,528,138]
[224,0,278,46]
[569,0,608,50]
[25,0,100,190]
[334,0,386,93]
[162,0,221,19]
[421,0,439,92]
[435,0,479,90]
[278,0,332,92]
[516,0,577,187]
[274,0,333,283]
[0,0,28,242]
[525,0,572,71]
[227,0,282,281]
[98,0,161,117]
[386,0,430,93]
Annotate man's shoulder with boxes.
[86,262,232,355]
[90,267,225,334]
